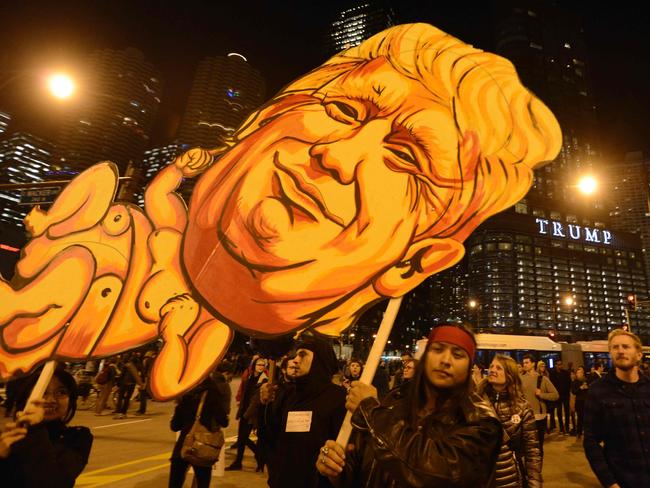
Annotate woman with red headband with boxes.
[316,323,502,487]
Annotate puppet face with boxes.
[186,58,460,335]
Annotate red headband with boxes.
[427,326,476,359]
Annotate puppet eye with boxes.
[324,100,359,124]
[386,146,419,169]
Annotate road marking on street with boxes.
[79,451,170,475]
[92,418,152,429]
[77,452,170,486]
[76,462,169,487]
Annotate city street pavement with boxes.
[2,379,600,487]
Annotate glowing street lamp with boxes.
[47,73,75,99]
[563,296,575,307]
[468,299,478,309]
[577,175,598,195]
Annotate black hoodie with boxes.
[261,336,346,488]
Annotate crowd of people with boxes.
[0,326,649,487]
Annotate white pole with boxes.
[335,296,403,447]
[26,360,56,405]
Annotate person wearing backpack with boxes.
[94,358,117,415]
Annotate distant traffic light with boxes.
[626,294,637,311]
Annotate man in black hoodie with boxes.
[259,334,346,488]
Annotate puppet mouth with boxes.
[272,152,346,227]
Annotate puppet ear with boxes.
[373,237,464,298]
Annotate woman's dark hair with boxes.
[405,322,476,428]
[17,368,79,424]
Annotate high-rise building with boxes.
[608,151,650,282]
[0,131,55,228]
[54,48,163,174]
[0,111,9,134]
[176,53,265,149]
[422,205,650,343]
[492,1,600,210]
[325,1,396,57]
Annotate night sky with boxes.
[0,0,648,162]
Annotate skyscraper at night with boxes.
[608,151,650,282]
[0,111,9,135]
[0,131,54,228]
[325,1,396,57]
[54,48,163,174]
[492,1,599,209]
[176,53,265,149]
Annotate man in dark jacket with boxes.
[583,329,650,488]
[259,334,346,488]
[549,359,572,434]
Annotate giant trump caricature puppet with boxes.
[0,24,561,400]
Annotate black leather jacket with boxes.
[334,384,502,488]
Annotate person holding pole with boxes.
[259,334,346,488]
[0,368,93,487]
[316,323,501,487]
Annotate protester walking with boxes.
[136,350,155,415]
[169,367,231,488]
[226,357,267,471]
[0,368,93,487]
[113,353,144,419]
[94,357,118,415]
[478,354,542,488]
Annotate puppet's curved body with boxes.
[0,150,232,400]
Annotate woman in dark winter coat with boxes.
[317,323,502,488]
[0,368,93,488]
[169,369,231,488]
[477,354,541,488]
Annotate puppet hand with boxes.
[345,381,377,413]
[316,440,345,478]
[160,294,199,340]
[173,148,213,177]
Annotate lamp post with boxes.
[468,299,479,332]
[554,293,576,340]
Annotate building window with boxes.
[514,202,528,214]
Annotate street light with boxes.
[47,73,75,99]
[577,175,598,195]
[468,299,479,331]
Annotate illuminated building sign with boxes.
[535,218,612,245]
